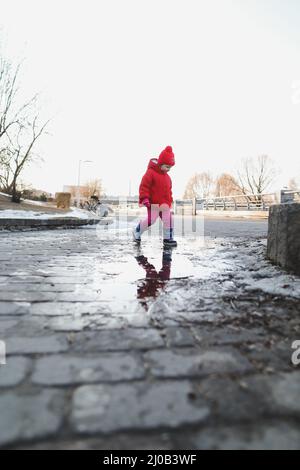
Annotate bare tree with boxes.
[65,179,103,201]
[81,179,103,199]
[0,57,49,201]
[0,58,38,140]
[236,155,277,199]
[214,173,241,197]
[2,117,49,201]
[183,172,214,199]
[288,177,300,190]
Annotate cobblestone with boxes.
[0,357,31,388]
[70,381,210,434]
[32,353,146,385]
[5,336,69,355]
[0,390,65,447]
[144,348,253,378]
[0,221,299,449]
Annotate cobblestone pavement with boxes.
[0,217,299,449]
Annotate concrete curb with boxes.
[0,217,114,231]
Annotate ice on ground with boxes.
[210,238,300,300]
[96,222,300,300]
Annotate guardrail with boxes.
[174,190,300,215]
[99,190,300,215]
[101,197,139,205]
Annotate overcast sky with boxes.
[1,0,300,197]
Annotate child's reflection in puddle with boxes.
[135,247,173,310]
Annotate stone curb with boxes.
[0,217,113,231]
[267,203,300,275]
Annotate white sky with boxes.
[1,0,300,197]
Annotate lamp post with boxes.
[76,159,93,206]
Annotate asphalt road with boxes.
[201,216,268,238]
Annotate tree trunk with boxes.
[11,177,21,203]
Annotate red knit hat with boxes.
[158,146,175,166]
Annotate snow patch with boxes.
[0,207,96,219]
[224,239,300,299]
[0,192,11,198]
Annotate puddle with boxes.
[2,223,283,332]
[84,232,230,313]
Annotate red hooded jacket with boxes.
[139,158,173,207]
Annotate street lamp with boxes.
[76,159,93,206]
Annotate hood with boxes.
[147,158,164,174]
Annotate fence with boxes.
[100,190,300,215]
[175,190,300,215]
[175,193,277,214]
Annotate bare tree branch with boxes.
[184,172,214,199]
[0,56,50,201]
[236,155,277,199]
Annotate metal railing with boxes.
[99,190,300,215]
[174,194,276,214]
[174,190,300,214]
[100,197,139,205]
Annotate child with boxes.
[132,146,177,247]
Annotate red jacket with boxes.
[139,158,173,207]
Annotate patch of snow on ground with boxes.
[0,207,95,219]
[224,239,300,299]
[68,207,97,219]
[22,199,52,206]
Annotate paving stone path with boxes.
[0,217,299,449]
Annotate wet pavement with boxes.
[0,215,300,449]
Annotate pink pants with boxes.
[138,204,174,239]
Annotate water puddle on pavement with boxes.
[87,228,227,314]
[0,225,246,331]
